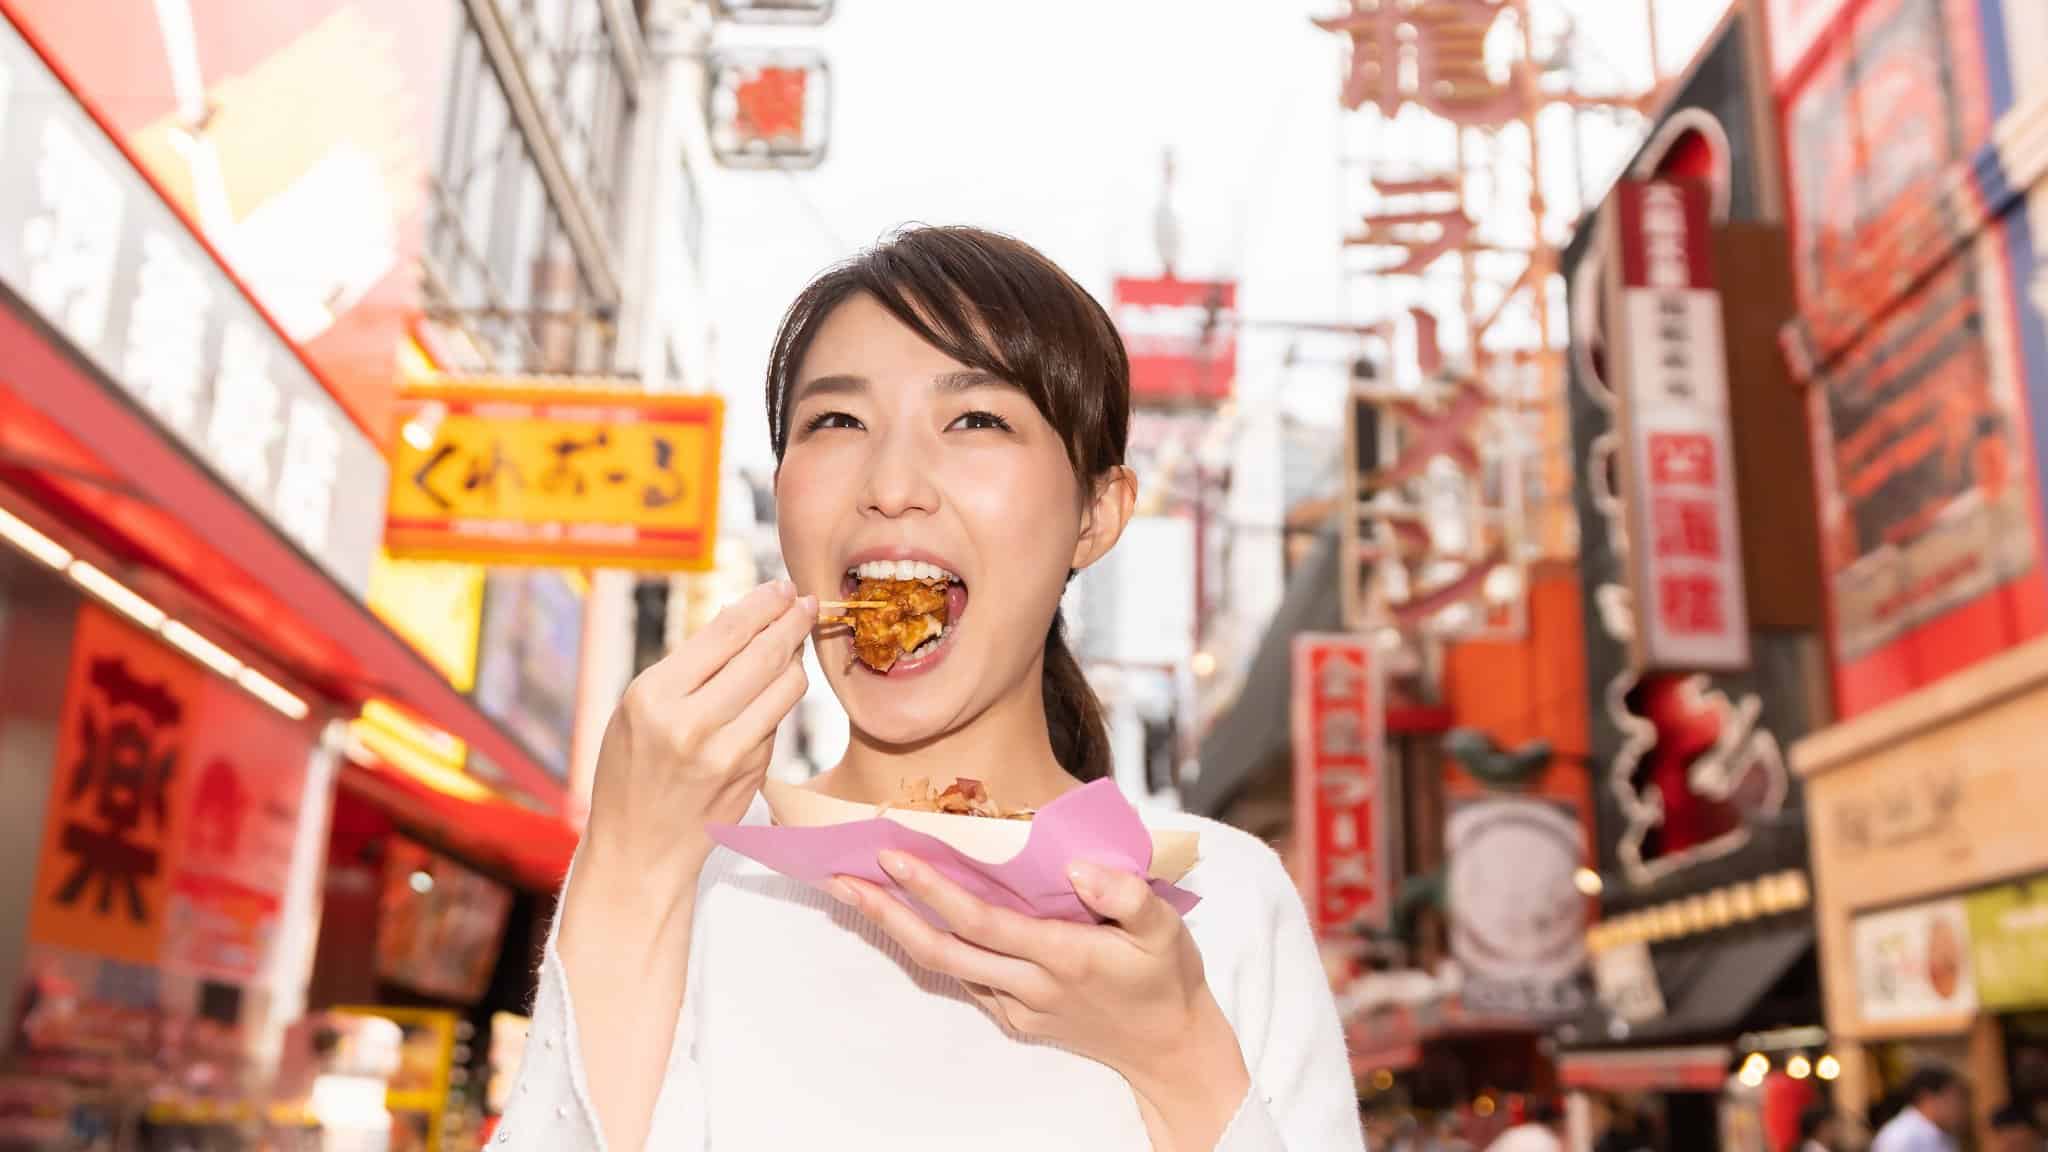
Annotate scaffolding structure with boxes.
[1317,0,1669,644]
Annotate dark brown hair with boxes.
[765,225,1129,783]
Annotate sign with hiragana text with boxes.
[1605,179,1750,671]
[1290,633,1392,936]
[29,604,201,966]
[385,383,723,571]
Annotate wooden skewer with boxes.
[822,600,888,610]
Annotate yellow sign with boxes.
[366,552,485,691]
[385,382,723,570]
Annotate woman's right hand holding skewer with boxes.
[555,580,816,1152]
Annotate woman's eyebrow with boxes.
[934,369,1015,394]
[793,373,867,404]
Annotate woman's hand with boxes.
[558,581,815,1152]
[833,854,1252,1151]
[579,580,818,906]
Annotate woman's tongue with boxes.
[945,581,968,623]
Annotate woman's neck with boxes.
[812,667,1082,811]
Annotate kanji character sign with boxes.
[1313,0,1526,126]
[30,606,199,965]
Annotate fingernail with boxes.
[1068,860,1102,896]
[827,878,859,907]
[879,851,912,880]
[799,594,818,614]
[775,579,796,597]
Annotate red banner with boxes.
[1112,277,1236,406]
[1609,179,1750,672]
[1290,633,1391,936]
[162,677,313,980]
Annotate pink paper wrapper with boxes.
[707,778,1200,926]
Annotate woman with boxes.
[501,227,1361,1151]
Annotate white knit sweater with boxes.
[497,796,1365,1151]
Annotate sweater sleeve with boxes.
[1208,847,1367,1152]
[494,871,708,1152]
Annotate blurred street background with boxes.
[0,0,2046,1149]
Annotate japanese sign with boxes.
[385,383,723,571]
[1313,0,1523,125]
[1851,896,1978,1026]
[1112,277,1236,406]
[0,15,388,597]
[1781,0,2044,718]
[1447,796,1588,1020]
[162,676,311,981]
[1965,878,2048,1012]
[29,604,202,966]
[1290,633,1392,936]
[474,568,584,783]
[1606,178,1750,672]
[0,0,452,449]
[709,50,831,169]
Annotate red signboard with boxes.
[163,677,313,981]
[0,0,452,448]
[1290,633,1391,936]
[1780,0,2047,718]
[1112,277,1237,406]
[1607,179,1750,672]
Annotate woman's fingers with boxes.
[666,581,797,691]
[877,851,1083,969]
[692,595,818,718]
[701,655,808,768]
[1070,861,1178,948]
[835,877,1052,1008]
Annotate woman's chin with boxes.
[829,671,965,748]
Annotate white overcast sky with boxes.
[703,0,1734,477]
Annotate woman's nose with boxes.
[858,427,940,517]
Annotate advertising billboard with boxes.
[0,0,453,447]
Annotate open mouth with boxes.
[840,558,969,672]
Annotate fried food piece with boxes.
[846,578,950,672]
[886,776,1036,821]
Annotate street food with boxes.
[822,574,954,672]
[884,776,1035,822]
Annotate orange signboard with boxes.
[29,604,202,966]
[385,384,724,571]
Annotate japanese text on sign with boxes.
[0,21,387,596]
[385,384,724,571]
[1313,0,1524,125]
[1291,634,1392,937]
[30,605,201,966]
[1610,180,1749,671]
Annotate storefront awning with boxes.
[1560,921,1814,1053]
[1185,521,1342,815]
[0,291,567,812]
[340,754,578,893]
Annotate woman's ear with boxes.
[1071,465,1137,572]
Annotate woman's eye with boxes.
[949,410,1013,432]
[800,410,863,433]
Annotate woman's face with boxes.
[776,293,1125,746]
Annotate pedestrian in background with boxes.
[1871,1065,1969,1152]
[1990,1103,2042,1152]
[1485,1100,1565,1152]
[1800,1105,1842,1152]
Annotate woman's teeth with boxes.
[850,559,957,582]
